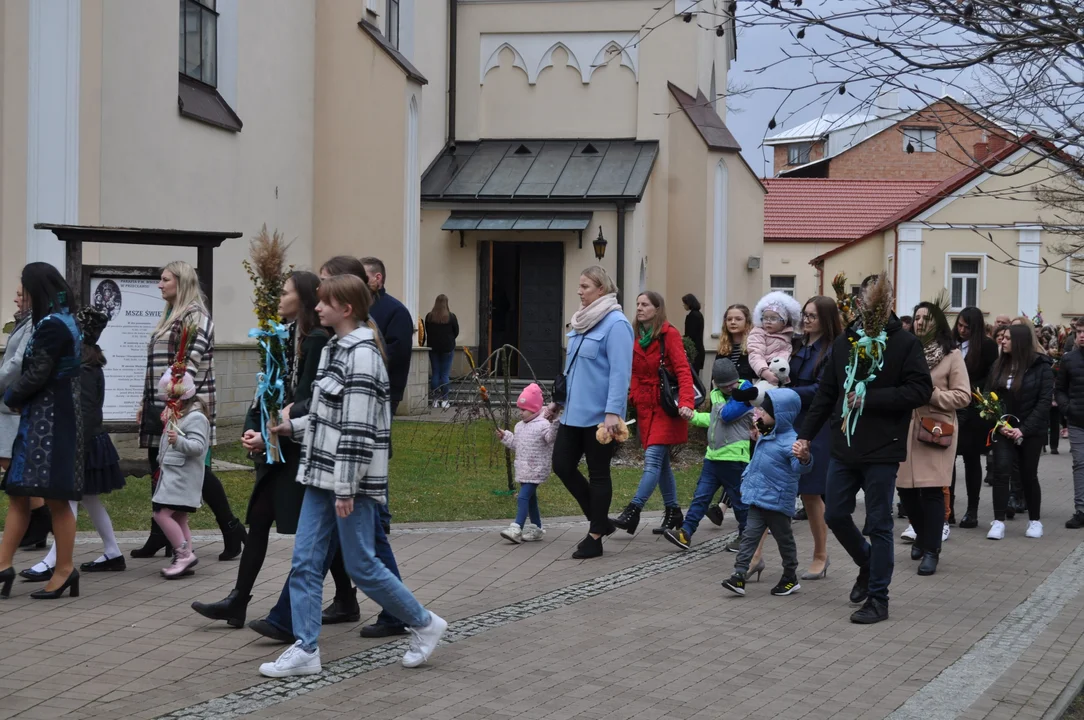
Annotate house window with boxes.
[770,276,796,297]
[903,127,936,153]
[179,0,217,86]
[950,258,980,310]
[386,0,400,49]
[787,142,812,166]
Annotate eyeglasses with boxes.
[802,313,818,320]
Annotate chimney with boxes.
[974,142,989,161]
[874,91,899,117]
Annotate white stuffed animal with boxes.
[733,357,790,407]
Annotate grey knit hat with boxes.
[712,357,739,386]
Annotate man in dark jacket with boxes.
[794,275,932,625]
[1056,320,1084,529]
[362,256,414,412]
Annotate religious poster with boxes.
[89,275,164,422]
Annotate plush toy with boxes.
[596,418,634,445]
[731,356,791,408]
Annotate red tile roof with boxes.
[764,178,940,241]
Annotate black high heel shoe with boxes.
[30,569,79,599]
[1,567,14,599]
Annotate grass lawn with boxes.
[0,421,705,532]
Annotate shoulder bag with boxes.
[658,332,707,417]
[552,336,583,404]
[916,416,955,448]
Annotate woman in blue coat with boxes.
[0,263,84,600]
[551,266,634,561]
[789,296,842,580]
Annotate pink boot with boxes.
[161,543,198,579]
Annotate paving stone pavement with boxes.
[2,452,1084,720]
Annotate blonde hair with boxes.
[580,266,618,296]
[153,261,207,338]
[717,303,751,356]
[318,275,387,362]
[429,294,451,324]
[180,395,209,418]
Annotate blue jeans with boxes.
[515,483,542,527]
[430,351,454,400]
[824,460,898,604]
[683,459,747,536]
[632,445,678,508]
[290,488,429,652]
[266,503,406,634]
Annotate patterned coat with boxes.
[292,326,391,502]
[140,303,216,448]
[499,414,560,484]
[2,312,84,501]
[0,313,32,458]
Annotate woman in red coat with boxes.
[613,291,695,535]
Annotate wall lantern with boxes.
[592,226,608,261]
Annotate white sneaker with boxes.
[259,640,321,678]
[441,400,450,409]
[900,524,917,542]
[500,523,522,544]
[942,523,950,542]
[403,613,448,668]
[987,520,1006,540]
[1026,520,1044,538]
[433,401,440,409]
[521,524,545,542]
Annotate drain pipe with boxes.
[616,202,626,305]
[447,0,457,147]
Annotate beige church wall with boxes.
[762,241,844,303]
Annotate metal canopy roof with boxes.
[440,211,592,232]
[421,140,659,203]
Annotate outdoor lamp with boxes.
[592,226,608,260]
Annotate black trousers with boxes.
[898,487,945,553]
[1050,406,1063,451]
[552,424,616,536]
[951,452,985,515]
[989,435,1043,521]
[147,446,236,535]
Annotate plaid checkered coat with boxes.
[140,303,216,449]
[292,326,390,502]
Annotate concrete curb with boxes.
[1044,658,1084,720]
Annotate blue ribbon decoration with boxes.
[841,329,887,447]
[249,322,290,463]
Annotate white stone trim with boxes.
[404,94,421,334]
[480,32,639,85]
[896,226,923,316]
[26,0,81,270]
[711,159,729,332]
[1017,229,1042,317]
[216,0,239,108]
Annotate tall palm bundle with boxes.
[243,225,293,462]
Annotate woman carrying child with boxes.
[722,388,812,596]
[748,292,803,386]
[497,383,559,543]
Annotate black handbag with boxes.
[658,333,707,417]
[552,336,584,404]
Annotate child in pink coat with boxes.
[495,383,560,544]
[748,291,803,385]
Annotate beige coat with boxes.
[898,348,972,489]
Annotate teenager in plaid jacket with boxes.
[258,275,446,679]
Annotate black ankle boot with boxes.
[192,589,252,628]
[910,544,923,561]
[612,503,641,534]
[131,520,173,558]
[572,534,603,559]
[322,590,361,624]
[219,519,247,561]
[653,506,684,535]
[917,550,939,576]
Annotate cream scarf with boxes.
[570,293,622,334]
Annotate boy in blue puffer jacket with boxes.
[722,388,812,597]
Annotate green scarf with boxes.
[638,325,655,349]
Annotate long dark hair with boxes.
[914,301,954,355]
[954,306,986,380]
[990,324,1037,397]
[21,262,74,324]
[288,271,322,340]
[429,294,451,324]
[320,256,368,283]
[682,293,701,312]
[802,295,843,370]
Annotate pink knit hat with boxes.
[517,383,544,414]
